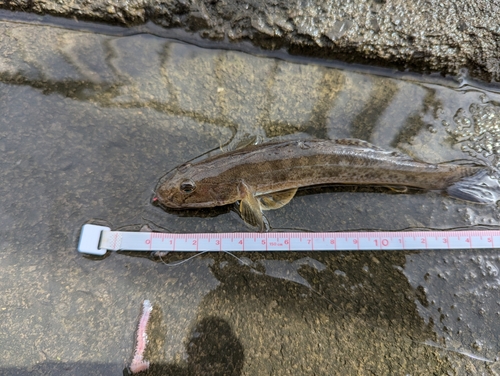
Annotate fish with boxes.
[154,139,493,231]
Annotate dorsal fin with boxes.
[333,139,416,161]
[333,139,384,150]
[225,134,260,152]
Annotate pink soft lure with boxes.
[129,300,153,374]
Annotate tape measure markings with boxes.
[77,224,500,256]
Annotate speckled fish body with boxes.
[155,139,484,230]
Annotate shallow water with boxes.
[1,11,500,375]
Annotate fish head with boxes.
[154,162,238,209]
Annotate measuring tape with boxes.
[78,224,500,256]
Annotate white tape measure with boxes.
[78,224,500,256]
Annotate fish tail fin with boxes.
[446,169,500,204]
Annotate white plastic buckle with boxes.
[78,224,110,256]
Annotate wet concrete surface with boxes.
[1,13,500,375]
[1,1,500,82]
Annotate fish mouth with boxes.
[152,193,217,210]
[152,193,181,209]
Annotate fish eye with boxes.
[180,180,196,194]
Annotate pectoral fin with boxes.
[258,188,298,210]
[238,181,264,231]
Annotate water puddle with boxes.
[1,11,500,374]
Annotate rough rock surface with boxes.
[1,0,499,81]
